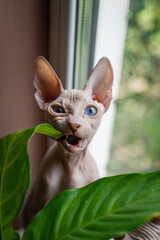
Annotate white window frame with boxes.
[89,0,130,177]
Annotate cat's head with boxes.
[33,56,113,153]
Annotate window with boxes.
[109,0,160,175]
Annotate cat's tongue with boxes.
[66,135,81,145]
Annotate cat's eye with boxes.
[51,105,65,114]
[84,106,97,116]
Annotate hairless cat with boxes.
[23,56,113,226]
[23,56,160,239]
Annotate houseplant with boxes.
[0,123,160,240]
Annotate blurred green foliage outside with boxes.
[108,0,160,174]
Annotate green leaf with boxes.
[0,124,63,240]
[22,171,160,240]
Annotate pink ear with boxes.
[83,57,113,111]
[33,56,63,110]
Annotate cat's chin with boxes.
[58,135,86,153]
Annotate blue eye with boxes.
[51,105,65,114]
[85,106,97,116]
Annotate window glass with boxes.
[74,0,99,89]
[108,0,160,175]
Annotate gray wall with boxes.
[0,0,49,182]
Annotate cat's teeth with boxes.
[66,134,69,139]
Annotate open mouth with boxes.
[66,135,81,145]
[59,135,83,152]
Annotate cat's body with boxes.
[23,56,113,226]
[23,141,99,226]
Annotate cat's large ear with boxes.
[33,56,63,110]
[83,57,113,112]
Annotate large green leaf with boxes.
[22,171,160,240]
[0,124,63,240]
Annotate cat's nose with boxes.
[68,123,80,131]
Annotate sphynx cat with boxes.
[23,56,113,226]
[23,56,160,239]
